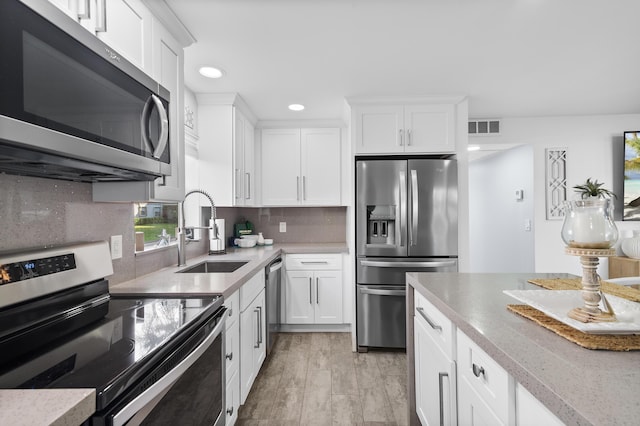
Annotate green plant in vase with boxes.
[562,178,619,249]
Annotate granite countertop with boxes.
[0,389,95,426]
[110,242,348,298]
[407,272,640,426]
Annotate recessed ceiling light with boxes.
[199,66,223,79]
[288,104,305,111]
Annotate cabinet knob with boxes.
[226,352,233,361]
[472,363,485,378]
[227,406,234,416]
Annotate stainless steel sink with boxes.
[178,261,248,273]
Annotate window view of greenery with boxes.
[134,203,178,244]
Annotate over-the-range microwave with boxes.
[0,0,171,182]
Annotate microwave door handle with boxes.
[410,169,418,246]
[151,94,169,159]
[141,94,169,160]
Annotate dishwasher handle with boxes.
[268,259,283,273]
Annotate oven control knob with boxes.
[225,352,233,361]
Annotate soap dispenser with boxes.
[257,232,265,245]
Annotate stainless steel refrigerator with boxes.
[355,157,458,350]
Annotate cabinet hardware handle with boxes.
[407,129,412,146]
[302,176,306,201]
[245,172,251,199]
[227,407,234,416]
[225,352,233,361]
[254,308,260,348]
[228,308,232,317]
[257,306,263,344]
[77,0,90,19]
[301,261,328,265]
[416,307,442,331]
[398,129,403,146]
[438,372,448,426]
[472,363,485,378]
[316,277,319,304]
[297,176,300,201]
[309,278,312,304]
[95,0,107,32]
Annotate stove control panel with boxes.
[0,253,76,285]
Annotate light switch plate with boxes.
[279,222,286,233]
[110,235,123,259]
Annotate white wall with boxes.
[473,114,640,276]
[469,145,534,272]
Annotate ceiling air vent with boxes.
[468,119,500,136]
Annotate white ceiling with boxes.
[166,0,640,122]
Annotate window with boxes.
[134,203,178,245]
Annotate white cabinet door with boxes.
[414,316,455,426]
[354,105,404,154]
[301,128,341,205]
[150,21,184,201]
[516,384,564,426]
[261,129,301,205]
[226,369,239,426]
[458,375,505,426]
[94,0,152,74]
[404,104,455,153]
[285,270,315,324]
[240,287,266,404]
[225,318,239,385]
[234,111,245,205]
[243,118,255,205]
[315,270,343,323]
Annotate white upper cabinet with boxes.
[261,128,341,206]
[197,94,256,206]
[351,100,458,154]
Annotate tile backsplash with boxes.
[1,174,347,286]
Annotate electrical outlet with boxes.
[279,222,286,233]
[110,235,123,260]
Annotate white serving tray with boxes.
[504,289,640,334]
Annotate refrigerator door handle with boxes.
[398,170,406,248]
[410,169,418,246]
[360,260,457,268]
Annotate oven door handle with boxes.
[112,312,226,426]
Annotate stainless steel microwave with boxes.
[0,0,171,182]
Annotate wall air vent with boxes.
[468,119,501,136]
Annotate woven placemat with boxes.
[507,278,640,350]
[507,304,640,351]
[528,278,640,303]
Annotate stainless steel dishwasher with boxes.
[265,256,283,355]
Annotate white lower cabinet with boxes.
[224,290,239,425]
[239,271,266,404]
[284,254,343,324]
[414,315,456,425]
[413,288,564,426]
[516,384,564,426]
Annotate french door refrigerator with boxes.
[355,157,458,350]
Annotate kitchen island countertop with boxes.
[0,388,95,426]
[407,272,640,426]
[110,242,348,298]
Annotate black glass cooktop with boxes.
[0,292,223,410]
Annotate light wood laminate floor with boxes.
[237,332,408,426]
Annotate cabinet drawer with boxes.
[457,330,511,424]
[225,319,239,382]
[225,290,240,329]
[240,270,265,312]
[285,254,342,270]
[414,290,455,359]
[226,368,239,426]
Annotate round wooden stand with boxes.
[565,247,617,323]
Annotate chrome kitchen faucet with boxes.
[178,189,224,266]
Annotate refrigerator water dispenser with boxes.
[366,205,396,246]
